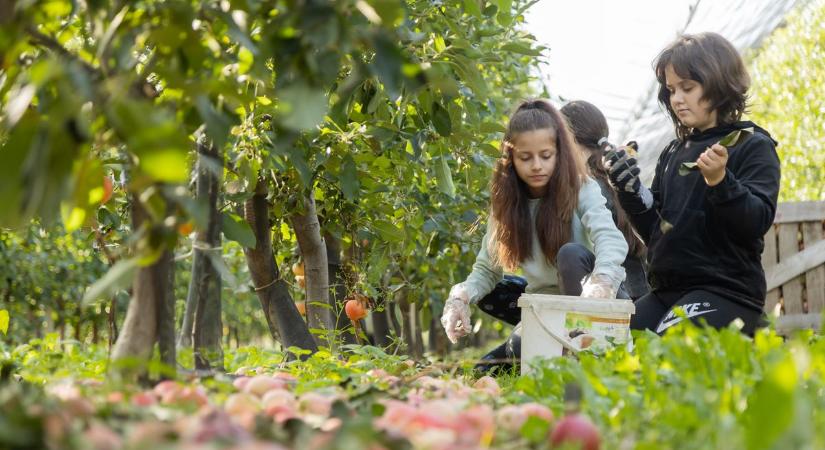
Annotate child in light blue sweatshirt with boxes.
[440,99,628,373]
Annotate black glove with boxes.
[603,148,641,194]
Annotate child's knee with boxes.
[555,243,593,269]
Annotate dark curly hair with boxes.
[653,32,750,140]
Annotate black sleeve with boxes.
[705,133,780,239]
[616,142,673,245]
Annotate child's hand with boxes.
[696,144,728,186]
[580,273,619,299]
[441,284,471,344]
[603,148,641,193]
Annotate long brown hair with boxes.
[653,32,750,140]
[560,100,645,257]
[490,99,586,271]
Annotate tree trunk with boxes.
[242,179,317,357]
[193,256,223,371]
[178,269,198,348]
[56,297,66,340]
[157,254,176,374]
[397,288,413,355]
[111,198,175,376]
[291,191,332,337]
[388,301,402,344]
[108,294,118,351]
[191,142,224,372]
[371,302,393,348]
[325,233,356,346]
[428,314,449,357]
[412,301,425,360]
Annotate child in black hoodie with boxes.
[603,32,781,335]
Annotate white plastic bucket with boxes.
[517,294,635,373]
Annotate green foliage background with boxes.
[0,0,545,347]
[747,0,825,201]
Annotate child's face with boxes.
[510,128,557,197]
[665,64,718,131]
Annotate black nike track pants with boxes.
[631,289,767,336]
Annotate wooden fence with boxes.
[762,200,825,334]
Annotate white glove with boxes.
[580,273,619,299]
[440,284,471,344]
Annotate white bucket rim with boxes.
[517,293,635,314]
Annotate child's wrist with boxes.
[704,171,726,186]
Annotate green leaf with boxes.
[372,155,392,171]
[0,309,8,335]
[238,47,254,74]
[479,121,506,133]
[463,0,482,17]
[435,157,455,198]
[678,162,699,176]
[520,415,551,443]
[163,184,210,231]
[195,95,231,149]
[370,34,404,98]
[433,35,447,54]
[222,212,257,248]
[3,83,36,127]
[496,0,513,25]
[279,83,328,131]
[0,113,36,227]
[718,127,753,147]
[367,87,385,114]
[140,148,190,182]
[451,54,487,96]
[60,204,86,232]
[431,102,452,137]
[217,10,258,55]
[286,146,313,188]
[372,220,405,243]
[364,0,404,26]
[205,249,238,288]
[500,42,542,56]
[82,258,139,306]
[340,155,359,201]
[744,355,797,450]
[108,98,190,183]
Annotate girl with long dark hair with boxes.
[561,100,649,299]
[440,99,629,371]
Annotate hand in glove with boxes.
[602,146,642,194]
[580,273,619,299]
[440,284,472,344]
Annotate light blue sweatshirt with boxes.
[462,177,628,304]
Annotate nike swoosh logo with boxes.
[655,309,718,334]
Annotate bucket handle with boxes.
[528,305,580,354]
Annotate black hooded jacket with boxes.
[618,121,781,311]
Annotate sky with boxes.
[524,0,694,137]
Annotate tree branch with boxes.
[26,25,159,100]
[26,26,100,77]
